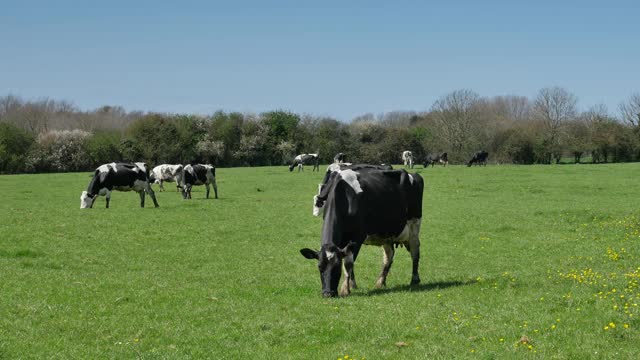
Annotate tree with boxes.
[619,93,640,127]
[533,87,578,163]
[0,122,35,173]
[430,89,481,162]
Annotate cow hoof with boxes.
[410,278,421,286]
[340,281,351,296]
[375,278,386,289]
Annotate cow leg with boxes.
[405,219,422,285]
[139,191,145,208]
[205,183,210,199]
[339,253,355,297]
[375,244,395,288]
[159,180,165,192]
[147,185,159,208]
[105,190,111,208]
[212,178,218,199]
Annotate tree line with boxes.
[1,88,639,174]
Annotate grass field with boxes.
[1,163,639,359]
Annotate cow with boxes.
[401,150,414,169]
[314,163,393,217]
[150,164,183,191]
[180,164,218,199]
[289,153,320,172]
[80,162,159,209]
[424,152,448,167]
[301,168,424,297]
[467,151,489,167]
[333,153,346,164]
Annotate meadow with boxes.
[0,163,639,359]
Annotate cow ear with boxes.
[300,248,319,260]
[338,242,355,257]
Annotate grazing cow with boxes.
[333,153,346,164]
[180,164,218,199]
[314,163,393,217]
[467,151,489,167]
[150,164,183,191]
[301,168,424,297]
[80,162,159,209]
[424,152,449,167]
[289,153,320,172]
[401,151,414,168]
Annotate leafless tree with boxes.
[430,89,481,159]
[533,87,578,163]
[619,93,640,127]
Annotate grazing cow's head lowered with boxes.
[302,167,424,297]
[80,191,97,209]
[300,243,355,297]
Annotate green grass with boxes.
[1,164,639,359]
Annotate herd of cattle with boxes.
[79,162,218,208]
[79,149,487,297]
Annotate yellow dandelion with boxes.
[604,326,609,330]
[624,324,630,329]
[609,322,616,329]
[551,325,556,330]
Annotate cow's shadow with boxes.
[353,279,476,297]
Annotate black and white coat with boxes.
[150,164,184,191]
[289,153,319,172]
[467,151,489,166]
[301,167,424,297]
[80,162,159,208]
[401,150,414,168]
[424,152,448,167]
[180,164,218,199]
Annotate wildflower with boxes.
[624,324,630,329]
[551,325,556,330]
[609,322,616,329]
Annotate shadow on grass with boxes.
[354,279,477,297]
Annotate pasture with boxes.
[1,164,639,359]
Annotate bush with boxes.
[27,129,92,172]
[0,123,35,173]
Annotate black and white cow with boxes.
[289,153,320,172]
[80,162,159,209]
[180,164,218,199]
[313,162,393,217]
[301,167,424,297]
[401,150,414,169]
[467,151,489,167]
[424,152,448,167]
[333,153,346,164]
[150,164,183,191]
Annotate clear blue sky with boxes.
[1,0,638,121]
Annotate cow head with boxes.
[289,164,296,172]
[80,191,96,209]
[300,243,354,297]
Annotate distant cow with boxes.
[467,151,489,167]
[301,168,424,297]
[402,151,414,168]
[424,152,448,167]
[314,163,393,217]
[180,164,218,199]
[150,164,183,191]
[333,153,346,164]
[80,162,159,209]
[289,153,319,172]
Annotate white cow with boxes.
[402,151,414,169]
[150,164,184,191]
